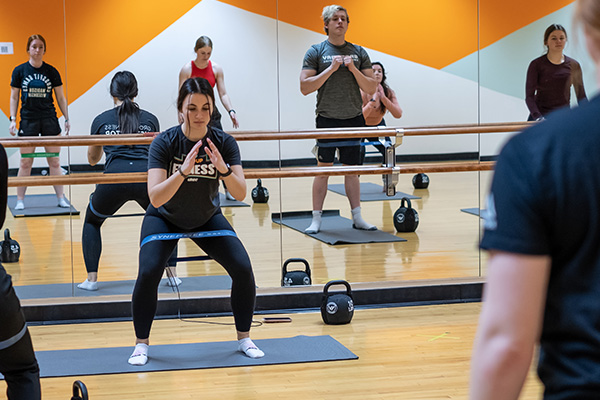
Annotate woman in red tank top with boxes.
[178,36,239,129]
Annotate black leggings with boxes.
[0,265,41,400]
[132,207,256,338]
[360,118,390,163]
[82,158,176,273]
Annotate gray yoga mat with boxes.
[7,194,79,217]
[328,182,419,202]
[219,192,250,207]
[14,275,232,300]
[2,335,357,378]
[272,210,406,245]
[460,208,487,218]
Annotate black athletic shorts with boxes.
[315,114,365,165]
[18,117,61,137]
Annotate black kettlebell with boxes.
[0,229,20,263]
[412,173,430,189]
[281,258,311,286]
[71,380,89,400]
[393,197,419,232]
[321,280,354,325]
[251,179,269,203]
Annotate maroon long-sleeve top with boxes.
[525,55,586,120]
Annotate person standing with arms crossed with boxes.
[470,2,600,398]
[300,5,377,234]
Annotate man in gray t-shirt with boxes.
[300,4,377,234]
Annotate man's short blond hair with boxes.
[322,5,349,34]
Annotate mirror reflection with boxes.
[0,0,596,305]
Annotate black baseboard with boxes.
[22,280,483,324]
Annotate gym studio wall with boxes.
[0,0,591,294]
[0,0,588,165]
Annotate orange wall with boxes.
[1,0,200,120]
[222,0,574,68]
[0,0,67,119]
[1,0,575,120]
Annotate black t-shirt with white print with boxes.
[481,94,600,399]
[10,62,63,120]
[148,125,241,229]
[90,108,159,170]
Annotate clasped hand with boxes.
[180,138,228,176]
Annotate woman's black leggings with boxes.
[82,158,176,273]
[0,265,41,400]
[360,118,390,164]
[132,207,256,338]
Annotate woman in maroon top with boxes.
[525,24,587,121]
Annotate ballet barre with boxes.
[0,121,532,148]
[7,162,495,187]
[1,121,522,188]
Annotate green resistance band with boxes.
[21,152,60,158]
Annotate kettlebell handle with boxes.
[282,258,311,275]
[72,380,88,400]
[323,280,352,297]
[4,228,9,242]
[400,197,412,209]
[257,178,262,187]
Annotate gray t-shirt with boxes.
[302,40,372,120]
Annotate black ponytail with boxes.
[110,71,140,134]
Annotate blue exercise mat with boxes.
[0,335,357,378]
[7,194,79,217]
[328,182,419,202]
[14,275,232,299]
[460,208,486,218]
[272,210,406,245]
[219,192,250,207]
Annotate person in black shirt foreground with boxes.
[0,143,41,400]
[470,1,600,398]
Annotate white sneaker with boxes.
[57,197,70,208]
[14,200,25,210]
[77,279,98,291]
[225,191,236,201]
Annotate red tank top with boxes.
[190,60,216,88]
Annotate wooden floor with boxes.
[0,171,548,399]
[3,170,491,289]
[25,303,543,400]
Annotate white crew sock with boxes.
[305,210,323,234]
[77,279,98,291]
[351,207,377,231]
[165,276,182,287]
[57,197,70,208]
[14,200,24,210]
[128,343,149,366]
[238,338,264,359]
